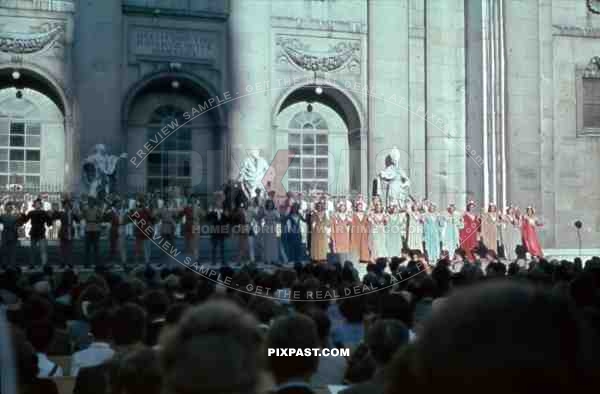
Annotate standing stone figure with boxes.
[82,144,128,198]
[377,146,411,208]
[238,149,271,199]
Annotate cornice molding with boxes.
[553,24,600,38]
[271,16,366,34]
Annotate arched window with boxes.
[287,109,328,193]
[0,89,43,190]
[146,105,191,193]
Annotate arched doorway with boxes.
[274,83,365,197]
[125,74,222,197]
[0,67,68,192]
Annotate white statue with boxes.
[377,146,411,208]
[82,144,128,198]
[238,148,271,199]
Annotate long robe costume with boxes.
[459,212,480,261]
[441,211,463,255]
[350,212,370,263]
[499,214,520,260]
[480,212,499,253]
[331,212,351,254]
[423,212,443,262]
[407,211,424,252]
[386,212,406,258]
[310,211,330,262]
[369,212,388,260]
[521,215,543,257]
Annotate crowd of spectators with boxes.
[2,251,600,394]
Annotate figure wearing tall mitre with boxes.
[377,146,411,209]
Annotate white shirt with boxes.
[70,342,114,376]
[37,352,63,378]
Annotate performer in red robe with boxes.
[521,206,543,257]
[459,200,479,262]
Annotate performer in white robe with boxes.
[385,202,405,258]
[500,205,520,261]
[407,204,424,252]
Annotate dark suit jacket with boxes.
[206,210,230,239]
[273,386,315,394]
[47,328,71,355]
[21,378,59,394]
[73,358,118,394]
[144,319,165,347]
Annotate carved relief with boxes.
[0,23,65,55]
[276,35,361,74]
[584,56,600,78]
[588,0,600,14]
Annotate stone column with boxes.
[228,0,272,180]
[464,0,484,206]
[504,0,541,211]
[409,0,426,199]
[426,0,467,208]
[368,0,410,198]
[64,115,75,192]
[74,0,123,181]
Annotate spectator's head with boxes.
[378,292,414,328]
[266,314,320,384]
[387,281,594,394]
[165,303,190,327]
[301,307,331,347]
[111,303,147,348]
[25,320,54,353]
[366,319,409,367]
[339,293,366,323]
[113,281,136,305]
[160,300,262,394]
[21,295,53,323]
[113,348,162,394]
[247,297,284,325]
[89,307,112,342]
[143,290,170,317]
[390,257,403,273]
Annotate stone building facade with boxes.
[0,0,598,249]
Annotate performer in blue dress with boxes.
[423,203,443,263]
